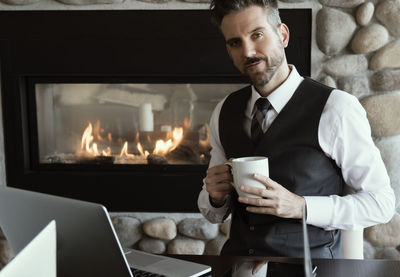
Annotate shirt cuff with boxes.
[304,196,334,230]
[198,189,231,223]
[207,194,230,213]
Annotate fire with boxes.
[80,122,110,157]
[81,123,100,156]
[103,147,111,156]
[120,142,134,158]
[79,121,188,163]
[137,143,149,158]
[153,127,183,155]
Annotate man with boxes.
[198,0,395,258]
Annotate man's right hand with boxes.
[204,163,233,207]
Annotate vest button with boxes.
[248,249,254,255]
[249,226,255,231]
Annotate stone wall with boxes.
[312,0,400,260]
[110,213,230,255]
[0,0,400,267]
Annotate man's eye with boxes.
[228,40,241,48]
[253,32,263,39]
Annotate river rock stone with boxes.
[365,213,400,247]
[167,238,205,255]
[319,75,336,88]
[316,8,357,55]
[0,240,13,269]
[324,55,368,77]
[0,228,4,240]
[319,0,364,8]
[370,40,400,70]
[337,75,369,99]
[0,0,39,4]
[361,94,400,137]
[371,69,400,91]
[204,234,228,255]
[374,135,400,209]
[356,2,374,26]
[56,0,123,4]
[138,238,166,254]
[375,0,400,37]
[111,216,142,248]
[351,24,389,54]
[279,0,308,2]
[363,240,376,259]
[182,0,210,2]
[220,220,231,236]
[143,218,177,240]
[178,218,218,240]
[137,0,169,3]
[375,247,400,260]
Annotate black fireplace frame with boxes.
[0,9,311,212]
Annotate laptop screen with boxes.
[0,187,133,277]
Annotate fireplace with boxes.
[0,9,311,212]
[33,81,246,166]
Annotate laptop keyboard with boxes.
[131,267,166,277]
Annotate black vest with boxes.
[219,78,344,258]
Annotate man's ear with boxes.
[278,23,290,48]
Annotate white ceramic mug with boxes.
[225,156,269,198]
[231,261,268,277]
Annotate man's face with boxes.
[220,6,289,87]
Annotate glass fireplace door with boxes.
[35,83,246,166]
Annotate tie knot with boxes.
[255,98,271,112]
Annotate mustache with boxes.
[244,57,266,66]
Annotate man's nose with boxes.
[243,41,256,58]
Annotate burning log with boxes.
[77,155,115,164]
[166,131,201,164]
[147,154,168,165]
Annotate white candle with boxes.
[139,103,154,132]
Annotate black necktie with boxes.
[251,98,271,145]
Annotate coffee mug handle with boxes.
[225,161,233,168]
[224,161,235,186]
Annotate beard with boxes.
[243,50,285,87]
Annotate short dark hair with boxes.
[210,0,281,28]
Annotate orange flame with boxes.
[184,118,191,129]
[80,122,109,156]
[81,123,101,155]
[80,121,187,162]
[102,147,111,156]
[137,143,149,158]
[120,141,134,158]
[153,127,183,155]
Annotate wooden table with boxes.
[173,255,400,277]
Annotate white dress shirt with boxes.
[198,65,395,231]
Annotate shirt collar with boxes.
[247,65,304,118]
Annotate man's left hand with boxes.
[238,173,306,219]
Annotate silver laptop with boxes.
[0,187,211,277]
[0,220,56,277]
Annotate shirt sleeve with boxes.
[197,98,232,223]
[305,90,395,230]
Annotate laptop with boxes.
[0,187,211,277]
[0,220,56,277]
